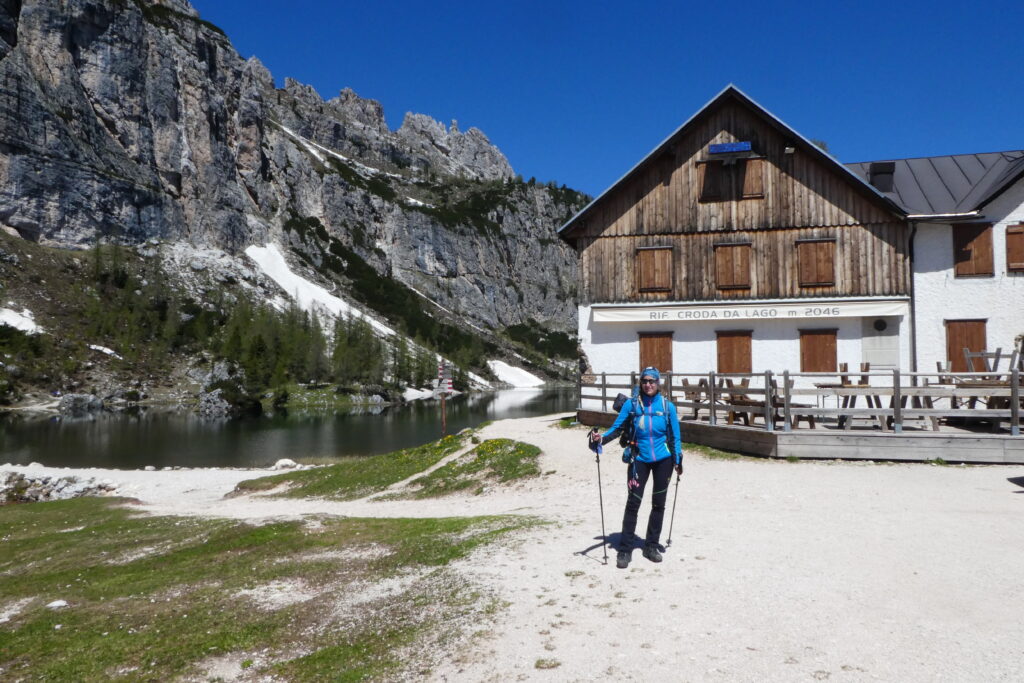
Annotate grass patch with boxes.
[0,497,528,680]
[397,439,541,499]
[553,415,579,429]
[234,434,466,499]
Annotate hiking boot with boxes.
[616,551,631,569]
[642,544,663,563]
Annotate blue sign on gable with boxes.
[709,141,752,154]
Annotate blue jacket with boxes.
[603,393,682,464]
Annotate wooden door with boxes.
[800,329,838,372]
[717,331,752,373]
[945,320,987,372]
[639,332,673,374]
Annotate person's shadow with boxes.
[575,533,666,563]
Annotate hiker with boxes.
[589,366,682,568]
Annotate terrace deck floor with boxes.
[577,409,1024,464]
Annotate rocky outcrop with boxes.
[1,470,117,503]
[58,393,103,416]
[0,0,584,335]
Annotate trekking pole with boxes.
[665,472,681,548]
[589,429,609,565]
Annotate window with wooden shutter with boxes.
[636,247,673,293]
[714,243,751,289]
[796,239,835,286]
[699,161,724,201]
[717,331,752,373]
[800,329,838,373]
[952,223,994,277]
[741,158,764,198]
[1006,224,1024,272]
[639,332,673,373]
[945,320,986,373]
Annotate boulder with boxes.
[58,394,103,416]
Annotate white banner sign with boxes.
[592,299,909,323]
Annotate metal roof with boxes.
[558,84,905,239]
[845,151,1024,216]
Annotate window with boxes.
[952,223,993,277]
[636,246,673,293]
[741,158,764,198]
[714,243,751,289]
[639,332,673,373]
[699,161,724,201]
[1006,224,1024,273]
[799,329,837,372]
[945,320,986,373]
[797,239,836,286]
[717,331,752,373]
[699,158,766,201]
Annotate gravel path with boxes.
[6,415,1023,681]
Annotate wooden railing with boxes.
[578,369,1022,436]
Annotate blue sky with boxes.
[190,0,1024,197]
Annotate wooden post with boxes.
[708,371,717,426]
[664,371,673,402]
[440,393,447,436]
[1011,368,1020,437]
[783,370,792,432]
[601,373,607,413]
[576,362,582,411]
[892,369,903,433]
[763,370,775,432]
[630,371,637,392]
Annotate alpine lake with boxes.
[0,387,578,469]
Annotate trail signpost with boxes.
[435,361,453,434]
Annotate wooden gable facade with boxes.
[560,88,910,305]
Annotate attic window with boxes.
[868,162,895,192]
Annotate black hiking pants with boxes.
[619,457,674,551]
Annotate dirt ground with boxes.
[8,415,1024,681]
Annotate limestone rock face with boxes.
[0,0,584,334]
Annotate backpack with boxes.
[612,389,641,463]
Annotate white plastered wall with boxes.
[913,179,1024,373]
[579,303,911,406]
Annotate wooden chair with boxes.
[769,377,816,429]
[724,378,755,426]
[679,378,702,420]
[964,347,1003,378]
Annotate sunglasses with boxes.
[641,378,658,384]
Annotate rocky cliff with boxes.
[0,0,585,334]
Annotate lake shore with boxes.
[4,414,1023,681]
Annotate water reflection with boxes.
[0,388,577,469]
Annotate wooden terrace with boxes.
[577,369,1024,464]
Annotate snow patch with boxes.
[403,387,435,401]
[486,360,545,387]
[88,344,123,360]
[0,307,39,334]
[244,244,397,338]
[403,196,434,208]
[274,121,403,180]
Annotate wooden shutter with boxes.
[639,332,673,374]
[797,240,835,286]
[717,331,752,373]
[637,247,673,293]
[714,243,751,289]
[945,320,987,373]
[741,158,764,198]
[799,329,837,372]
[1006,224,1024,272]
[953,223,994,277]
[699,161,724,201]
